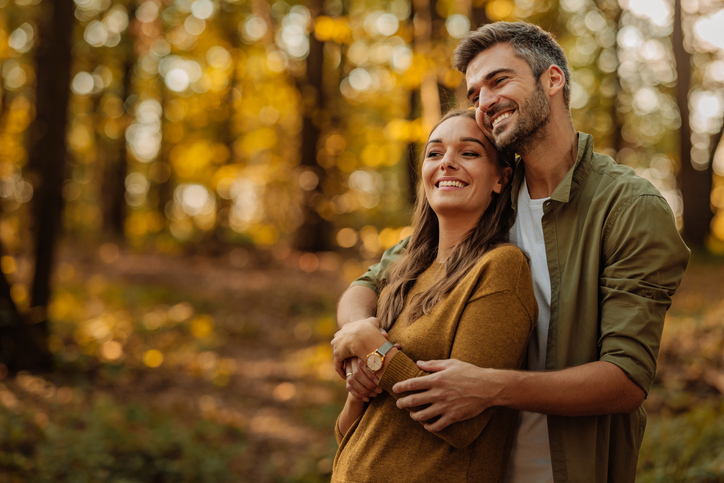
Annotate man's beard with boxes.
[490,82,550,156]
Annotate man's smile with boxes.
[491,111,513,129]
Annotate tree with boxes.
[673,0,713,247]
[21,0,76,370]
[293,0,333,252]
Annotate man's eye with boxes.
[463,151,479,157]
[495,77,507,85]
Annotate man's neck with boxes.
[520,119,578,200]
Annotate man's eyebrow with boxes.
[467,68,516,99]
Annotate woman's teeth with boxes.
[437,180,467,188]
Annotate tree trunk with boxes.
[292,0,332,252]
[673,0,713,247]
[102,4,136,239]
[14,0,74,370]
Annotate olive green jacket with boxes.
[351,133,690,483]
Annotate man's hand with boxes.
[392,359,500,432]
[331,317,382,378]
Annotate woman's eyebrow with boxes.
[424,138,442,149]
[460,137,485,147]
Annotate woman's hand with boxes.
[332,317,386,379]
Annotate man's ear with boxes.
[543,65,566,98]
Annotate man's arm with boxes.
[392,359,644,432]
[334,238,409,400]
[334,285,383,401]
[336,285,378,328]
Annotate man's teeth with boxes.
[492,112,512,128]
[438,180,467,188]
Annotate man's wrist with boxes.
[485,368,522,408]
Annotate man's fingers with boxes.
[424,414,454,432]
[392,373,436,394]
[334,358,347,380]
[416,359,449,372]
[408,404,444,422]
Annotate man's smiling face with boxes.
[465,43,551,155]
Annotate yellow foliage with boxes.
[125,213,147,239]
[143,349,164,368]
[314,16,352,44]
[48,290,79,321]
[251,224,279,245]
[190,315,215,339]
[0,133,25,165]
[240,127,278,155]
[6,96,33,133]
[68,125,93,154]
[486,0,514,20]
[170,139,218,180]
[360,144,383,168]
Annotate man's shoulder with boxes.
[588,151,662,199]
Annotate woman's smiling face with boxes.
[422,115,506,222]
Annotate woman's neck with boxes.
[436,218,475,262]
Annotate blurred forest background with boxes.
[0,0,723,479]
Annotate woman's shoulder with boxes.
[478,243,528,269]
[468,244,532,296]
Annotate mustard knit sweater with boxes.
[332,245,537,483]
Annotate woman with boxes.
[330,109,538,483]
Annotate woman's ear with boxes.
[493,167,513,193]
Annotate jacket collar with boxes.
[511,132,594,210]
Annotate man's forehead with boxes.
[465,44,522,80]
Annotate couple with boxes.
[330,21,689,483]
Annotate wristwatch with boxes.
[365,341,394,373]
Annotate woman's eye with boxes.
[463,151,479,157]
[426,151,442,158]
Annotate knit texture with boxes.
[332,245,537,483]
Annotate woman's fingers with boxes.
[347,358,382,399]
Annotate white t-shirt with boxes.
[505,177,554,483]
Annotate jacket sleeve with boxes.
[598,193,689,395]
[377,249,537,448]
[350,237,410,294]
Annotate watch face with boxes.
[367,353,382,372]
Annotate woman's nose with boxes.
[440,152,458,170]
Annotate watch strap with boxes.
[377,340,394,357]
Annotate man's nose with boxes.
[478,89,498,113]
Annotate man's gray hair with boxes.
[453,21,571,108]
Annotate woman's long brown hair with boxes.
[376,109,515,330]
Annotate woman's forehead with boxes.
[430,115,483,140]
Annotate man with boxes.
[335,21,689,483]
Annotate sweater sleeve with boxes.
[378,248,537,448]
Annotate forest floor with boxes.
[1,244,723,482]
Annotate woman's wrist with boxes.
[355,331,389,360]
